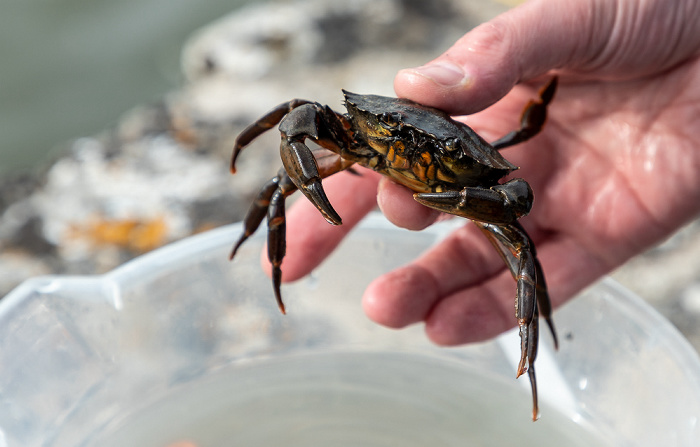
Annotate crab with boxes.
[229,77,559,420]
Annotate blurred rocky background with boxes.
[1,0,700,353]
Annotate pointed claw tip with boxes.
[276,300,286,314]
[316,203,342,225]
[546,319,559,350]
[325,216,342,226]
[273,287,286,315]
[230,150,241,174]
[229,238,246,260]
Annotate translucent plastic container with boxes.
[1,213,699,446]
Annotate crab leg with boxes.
[490,77,557,150]
[476,221,555,421]
[476,222,558,347]
[485,224,537,374]
[229,174,284,260]
[266,186,289,314]
[227,169,296,313]
[231,99,314,173]
[526,302,540,421]
[229,150,354,313]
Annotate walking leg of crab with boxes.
[534,258,558,349]
[413,178,533,224]
[229,175,283,260]
[475,222,558,348]
[228,169,297,313]
[231,99,314,173]
[230,147,355,313]
[474,221,549,420]
[491,76,558,150]
[526,305,540,420]
[264,151,354,311]
[266,188,289,314]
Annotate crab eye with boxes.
[380,112,401,127]
[444,138,462,152]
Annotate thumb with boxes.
[393,0,603,114]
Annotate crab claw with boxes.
[414,179,532,224]
[283,139,342,225]
[413,189,509,224]
[302,181,342,225]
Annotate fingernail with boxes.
[410,62,467,87]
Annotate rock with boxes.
[180,0,470,82]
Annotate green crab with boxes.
[229,78,559,420]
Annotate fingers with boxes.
[362,226,612,346]
[396,0,700,115]
[377,178,441,230]
[394,0,613,115]
[362,222,506,331]
[269,169,381,282]
[423,272,517,346]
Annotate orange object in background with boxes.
[67,215,169,253]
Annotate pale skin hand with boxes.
[273,0,700,346]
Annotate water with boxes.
[0,0,256,178]
[96,352,612,447]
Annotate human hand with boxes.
[277,0,700,346]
